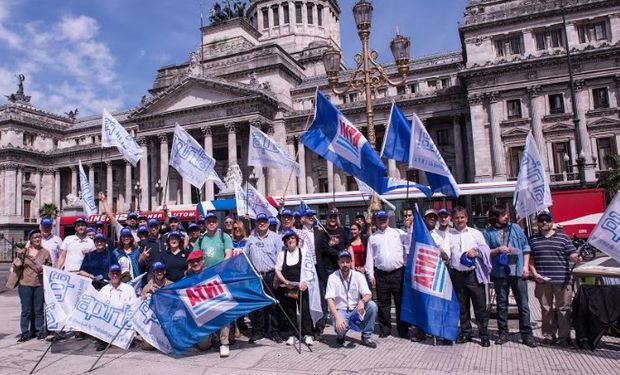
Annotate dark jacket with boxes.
[316,226,350,282]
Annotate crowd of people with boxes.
[10,192,582,356]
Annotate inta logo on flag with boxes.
[329,115,366,168]
[410,242,452,301]
[178,276,239,326]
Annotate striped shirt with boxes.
[529,231,576,284]
[244,230,283,273]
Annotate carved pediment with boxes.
[587,117,620,131]
[501,126,529,139]
[542,122,574,135]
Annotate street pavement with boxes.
[0,263,619,375]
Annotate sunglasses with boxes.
[189,259,203,264]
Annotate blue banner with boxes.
[301,91,386,194]
[150,254,275,355]
[401,208,460,341]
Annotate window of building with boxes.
[506,99,522,119]
[23,133,34,146]
[262,8,269,29]
[23,200,31,220]
[397,86,406,95]
[24,171,31,182]
[317,4,323,26]
[409,83,417,94]
[552,142,571,174]
[578,21,608,43]
[112,169,117,183]
[427,80,437,90]
[508,146,524,178]
[272,6,279,26]
[282,3,290,24]
[535,32,546,50]
[597,137,617,170]
[436,129,450,146]
[307,3,313,24]
[548,93,565,114]
[550,29,563,48]
[318,178,328,193]
[536,29,564,50]
[295,2,302,23]
[495,35,522,57]
[441,78,451,89]
[592,87,609,109]
[349,92,358,103]
[340,94,347,104]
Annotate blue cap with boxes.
[148,218,160,227]
[349,311,364,332]
[137,226,149,234]
[204,212,217,220]
[302,209,316,217]
[74,217,88,226]
[40,217,53,227]
[152,261,166,271]
[86,227,96,234]
[127,212,138,220]
[93,233,106,242]
[293,211,301,218]
[497,253,509,267]
[28,228,41,239]
[256,213,268,222]
[338,250,352,259]
[537,211,553,221]
[460,252,476,268]
[438,208,450,216]
[109,264,121,273]
[374,210,388,219]
[280,209,294,217]
[95,220,105,227]
[188,223,200,231]
[119,227,133,238]
[168,215,179,222]
[282,229,298,240]
[268,217,278,225]
[167,231,182,240]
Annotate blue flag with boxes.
[298,199,308,215]
[381,103,460,198]
[401,208,460,341]
[301,91,386,194]
[150,255,275,355]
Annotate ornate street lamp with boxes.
[134,182,142,211]
[154,179,163,206]
[323,0,410,149]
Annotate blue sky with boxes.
[0,0,466,116]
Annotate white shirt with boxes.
[365,226,406,278]
[401,225,413,255]
[448,226,486,272]
[301,225,316,264]
[325,270,370,311]
[275,248,300,271]
[60,235,95,272]
[431,228,452,259]
[99,282,136,307]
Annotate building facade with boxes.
[0,0,618,241]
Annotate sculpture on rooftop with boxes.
[209,0,246,25]
[5,74,31,104]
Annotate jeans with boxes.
[18,285,45,337]
[492,276,533,337]
[331,300,378,339]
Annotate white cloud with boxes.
[0,5,125,116]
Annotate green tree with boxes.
[597,154,620,200]
[38,203,59,219]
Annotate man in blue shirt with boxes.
[483,205,536,348]
[79,234,119,290]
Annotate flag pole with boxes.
[162,174,170,206]
[29,326,66,374]
[87,318,132,372]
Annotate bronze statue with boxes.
[208,0,246,25]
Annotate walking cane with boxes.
[298,290,303,353]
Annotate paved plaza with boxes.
[1,264,618,375]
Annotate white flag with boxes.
[130,298,173,353]
[235,183,278,219]
[43,266,92,331]
[169,124,217,189]
[354,177,396,211]
[513,132,552,219]
[588,192,620,263]
[78,160,97,216]
[208,169,226,190]
[102,109,143,167]
[248,126,300,175]
[300,243,323,326]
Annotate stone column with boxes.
[138,137,149,211]
[522,29,535,55]
[388,159,398,179]
[225,123,238,169]
[546,142,555,173]
[574,80,596,181]
[452,115,465,183]
[54,169,61,209]
[257,5,264,30]
[70,166,77,195]
[41,169,54,214]
[4,166,17,215]
[202,126,214,200]
[106,162,113,208]
[306,153,315,194]
[327,161,334,192]
[467,95,492,181]
[125,162,132,211]
[527,86,550,172]
[33,169,41,219]
[183,180,192,204]
[488,92,507,178]
[16,167,23,216]
[296,136,307,194]
[301,1,307,27]
[286,136,299,195]
[159,134,169,203]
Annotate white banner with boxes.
[588,192,620,263]
[408,113,452,177]
[78,160,97,216]
[169,124,217,189]
[300,243,323,326]
[130,297,173,354]
[102,109,143,167]
[354,177,396,211]
[43,267,92,331]
[248,126,300,175]
[513,132,552,219]
[235,183,278,219]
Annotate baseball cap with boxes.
[93,233,106,242]
[86,227,96,234]
[119,227,133,238]
[95,220,105,227]
[148,218,160,227]
[328,207,340,216]
[167,231,182,240]
[137,226,149,234]
[109,264,121,273]
[374,210,388,219]
[187,250,204,262]
[438,208,450,216]
[537,211,553,221]
[204,212,217,220]
[40,217,53,227]
[282,229,298,241]
[127,212,138,220]
[168,215,179,222]
[460,252,476,268]
[188,223,200,231]
[424,209,438,218]
[74,217,88,226]
[268,217,278,225]
[337,250,352,259]
[152,262,166,271]
[28,228,41,239]
[293,211,301,219]
[280,209,294,217]
[256,213,268,222]
[302,209,316,217]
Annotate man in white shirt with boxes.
[435,208,452,261]
[326,251,377,348]
[365,210,409,339]
[39,217,62,267]
[96,264,136,351]
[448,206,491,347]
[56,217,95,272]
[401,208,414,255]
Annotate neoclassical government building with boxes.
[0,0,619,239]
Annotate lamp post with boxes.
[134,182,142,211]
[322,0,411,149]
[563,152,597,182]
[154,179,163,206]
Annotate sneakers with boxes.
[248,335,264,344]
[286,336,296,346]
[219,344,230,357]
[495,334,509,345]
[17,334,31,343]
[304,336,314,346]
[480,338,491,347]
[361,337,377,348]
